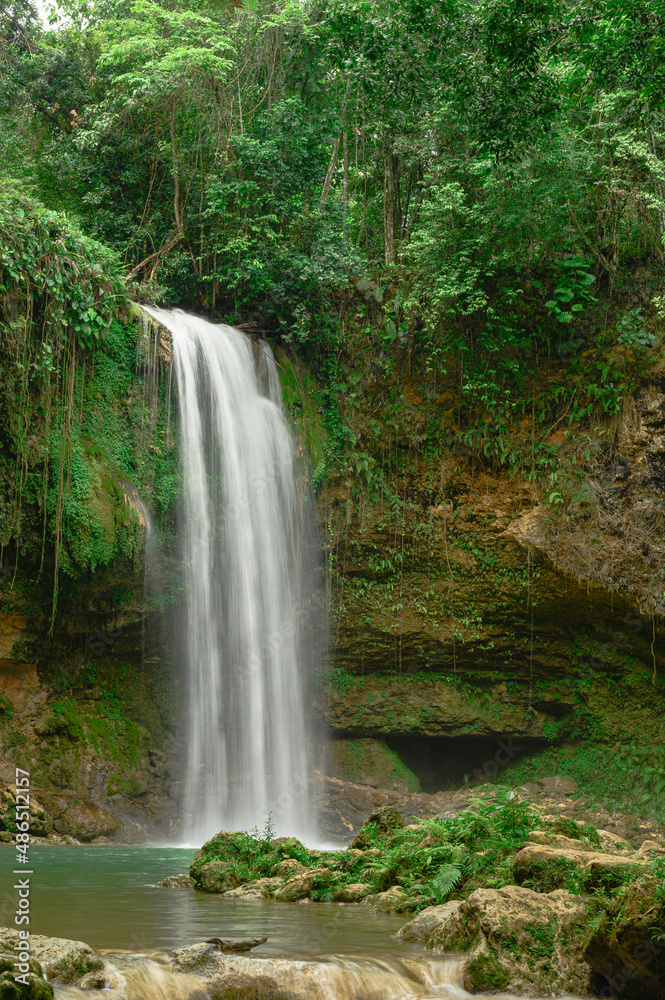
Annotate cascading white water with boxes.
[141,307,320,844]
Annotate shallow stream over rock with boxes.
[0,846,586,999]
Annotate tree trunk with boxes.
[170,101,183,234]
[320,137,340,209]
[384,145,396,266]
[342,129,349,220]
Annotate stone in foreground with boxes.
[426,885,593,995]
[584,880,665,1000]
[0,953,53,1000]
[0,930,103,985]
[171,939,267,972]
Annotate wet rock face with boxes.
[329,737,420,793]
[319,368,665,775]
[39,791,119,842]
[0,785,53,837]
[0,570,182,842]
[616,375,665,497]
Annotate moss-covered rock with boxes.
[0,930,103,986]
[156,873,194,888]
[197,862,238,894]
[0,971,54,1000]
[330,738,420,792]
[584,875,665,1000]
[274,867,332,902]
[513,842,647,893]
[427,885,594,995]
[350,806,404,849]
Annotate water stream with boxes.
[0,847,585,1000]
[140,307,321,845]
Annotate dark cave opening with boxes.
[386,735,550,793]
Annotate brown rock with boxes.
[0,784,53,836]
[274,858,305,877]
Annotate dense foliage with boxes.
[189,795,665,911]
[1,0,663,356]
[0,184,176,624]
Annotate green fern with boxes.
[431,862,463,902]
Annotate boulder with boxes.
[190,832,235,879]
[365,886,409,913]
[0,930,103,985]
[636,840,665,859]
[273,867,331,902]
[597,829,633,854]
[157,873,194,888]
[513,842,646,891]
[78,971,110,989]
[223,878,281,899]
[334,883,373,903]
[584,879,665,1000]
[269,837,304,854]
[209,957,313,1000]
[171,939,267,973]
[0,962,53,1000]
[171,943,222,973]
[528,830,595,852]
[427,885,593,995]
[78,966,128,992]
[394,901,464,943]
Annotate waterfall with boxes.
[141,307,320,844]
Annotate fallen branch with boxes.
[126,234,181,280]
